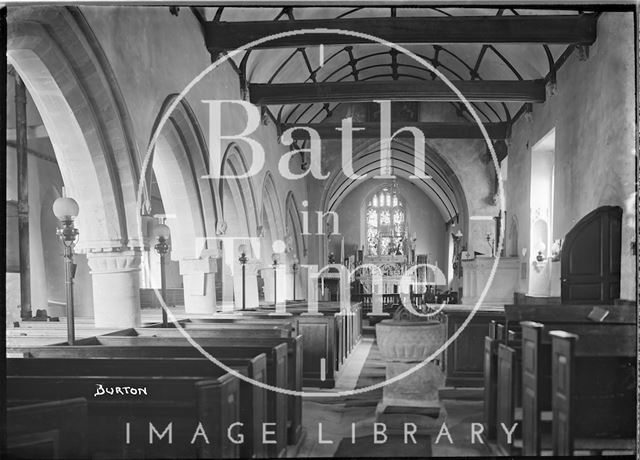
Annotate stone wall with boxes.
[506,12,636,300]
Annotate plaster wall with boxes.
[506,12,636,300]
[6,144,94,318]
[80,6,309,262]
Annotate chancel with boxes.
[4,3,637,459]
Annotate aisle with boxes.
[296,335,493,458]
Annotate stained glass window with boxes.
[365,185,406,256]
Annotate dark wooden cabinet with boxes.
[443,307,504,387]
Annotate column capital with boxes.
[76,239,128,253]
[87,249,142,274]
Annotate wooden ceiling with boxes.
[199,6,598,138]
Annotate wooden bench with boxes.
[483,303,636,445]
[550,328,636,456]
[497,321,635,455]
[102,327,303,448]
[522,315,635,455]
[17,338,293,458]
[111,324,292,338]
[180,317,299,337]
[6,398,88,459]
[246,302,362,385]
[7,373,240,458]
[8,356,267,459]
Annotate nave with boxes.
[4,3,638,459]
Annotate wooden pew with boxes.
[182,317,299,337]
[17,339,293,458]
[251,301,363,384]
[550,328,636,456]
[483,320,504,440]
[520,320,636,456]
[7,398,88,459]
[105,327,303,448]
[109,325,292,338]
[7,373,240,458]
[495,329,523,455]
[483,303,636,448]
[8,356,267,459]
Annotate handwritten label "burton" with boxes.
[94,384,148,397]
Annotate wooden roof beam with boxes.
[280,121,510,140]
[206,14,597,53]
[250,80,546,105]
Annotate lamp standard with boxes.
[291,254,299,301]
[53,196,79,345]
[272,252,280,308]
[153,223,171,327]
[238,244,249,310]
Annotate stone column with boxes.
[87,249,142,328]
[179,257,217,314]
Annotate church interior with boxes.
[4,4,638,458]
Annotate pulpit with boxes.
[461,256,519,305]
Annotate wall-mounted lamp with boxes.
[550,239,563,262]
[536,242,547,262]
[53,196,80,345]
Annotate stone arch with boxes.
[218,143,260,307]
[260,171,285,240]
[7,7,140,250]
[148,95,218,258]
[219,143,259,238]
[319,138,469,263]
[7,7,144,327]
[284,192,307,300]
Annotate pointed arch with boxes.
[148,95,219,257]
[285,191,306,258]
[7,6,140,250]
[218,143,259,238]
[260,171,285,240]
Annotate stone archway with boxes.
[218,143,260,309]
[148,96,219,314]
[8,7,142,327]
[285,191,307,300]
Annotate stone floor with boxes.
[297,336,493,457]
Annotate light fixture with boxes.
[53,196,79,345]
[291,254,299,300]
[238,244,249,310]
[536,241,547,262]
[153,222,171,327]
[272,252,280,307]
